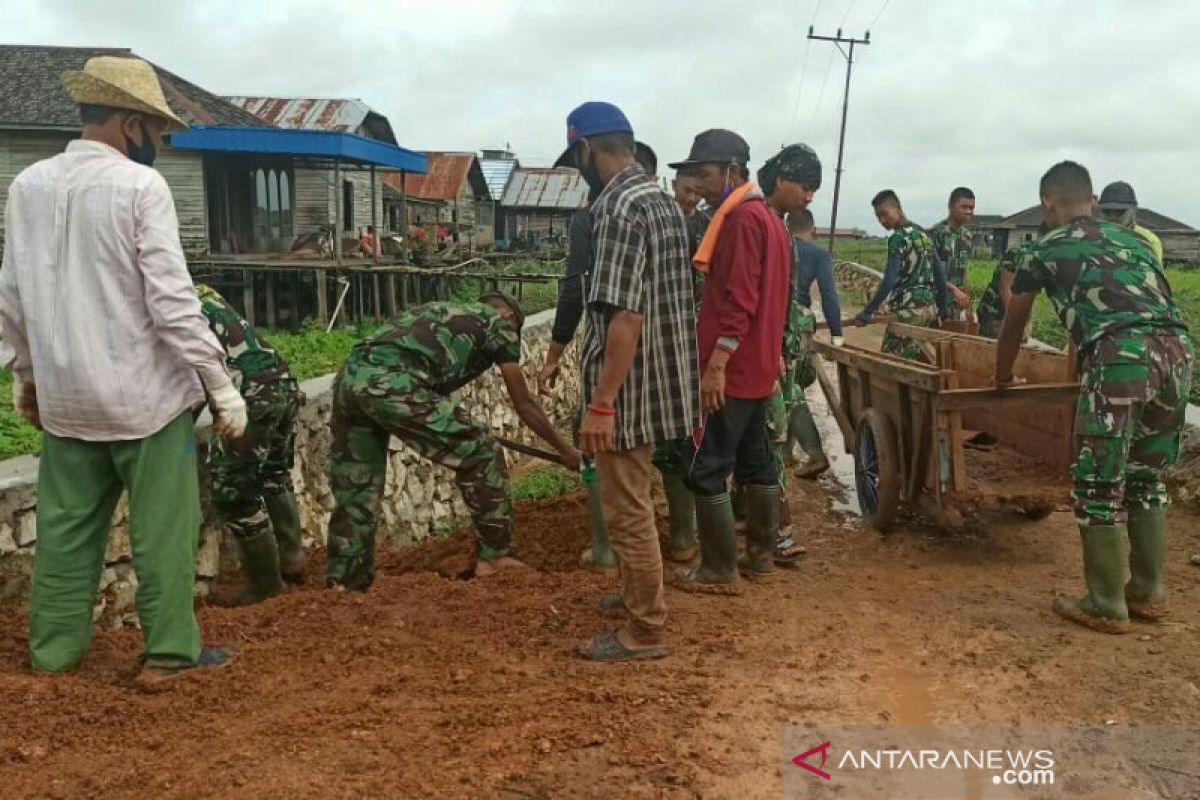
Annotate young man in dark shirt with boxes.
[669,129,792,591]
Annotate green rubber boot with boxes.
[739,485,780,577]
[663,473,698,562]
[1052,525,1131,635]
[581,462,618,570]
[264,490,306,583]
[673,492,739,592]
[1126,507,1168,622]
[789,405,829,480]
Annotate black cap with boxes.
[668,129,750,171]
[480,291,525,331]
[1098,181,1138,209]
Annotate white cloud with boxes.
[12,0,1200,229]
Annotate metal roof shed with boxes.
[171,125,427,263]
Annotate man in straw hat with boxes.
[0,56,247,677]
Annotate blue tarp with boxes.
[170,126,427,173]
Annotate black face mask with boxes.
[576,142,605,195]
[124,119,157,167]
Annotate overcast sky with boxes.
[9,0,1198,230]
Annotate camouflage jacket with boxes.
[353,301,521,394]
[1011,217,1187,356]
[195,284,292,388]
[930,222,972,289]
[974,243,1032,332]
[887,221,938,312]
[688,206,712,305]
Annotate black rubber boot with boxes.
[663,473,698,562]
[673,492,739,593]
[264,490,306,583]
[739,484,780,577]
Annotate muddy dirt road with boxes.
[3,466,1200,799]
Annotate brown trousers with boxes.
[595,444,666,644]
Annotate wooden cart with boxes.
[810,322,1080,531]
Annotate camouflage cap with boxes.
[480,290,526,331]
[757,143,822,194]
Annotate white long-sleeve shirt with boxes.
[0,139,231,441]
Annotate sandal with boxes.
[774,534,806,565]
[577,631,667,662]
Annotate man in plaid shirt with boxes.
[557,102,699,661]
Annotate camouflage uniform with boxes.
[930,222,972,290]
[196,285,303,571]
[1011,217,1193,526]
[879,222,940,364]
[975,243,1032,339]
[326,301,521,590]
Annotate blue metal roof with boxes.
[169,125,427,173]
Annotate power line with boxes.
[839,0,857,25]
[786,0,824,139]
[867,0,893,30]
[807,26,871,255]
[802,47,837,138]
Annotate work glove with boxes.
[831,336,845,347]
[12,380,40,429]
[208,382,248,439]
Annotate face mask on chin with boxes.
[124,119,158,167]
[576,142,604,194]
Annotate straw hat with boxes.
[62,56,186,131]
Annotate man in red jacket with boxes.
[668,129,792,592]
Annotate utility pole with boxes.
[807,27,869,256]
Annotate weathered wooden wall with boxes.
[293,167,387,238]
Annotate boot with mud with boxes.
[789,405,829,480]
[1052,525,1132,635]
[663,473,698,563]
[216,522,284,607]
[580,467,618,571]
[265,490,306,584]
[1125,507,1168,622]
[738,484,780,578]
[673,493,739,594]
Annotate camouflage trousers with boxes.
[881,304,939,365]
[1072,333,1194,526]
[326,359,510,589]
[209,379,301,536]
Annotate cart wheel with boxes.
[854,408,901,532]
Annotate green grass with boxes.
[449,257,565,317]
[0,369,40,460]
[510,465,581,501]
[264,321,373,380]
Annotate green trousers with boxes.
[29,413,202,671]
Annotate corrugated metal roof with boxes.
[480,158,517,201]
[226,97,370,133]
[380,152,479,201]
[170,126,427,172]
[501,168,589,210]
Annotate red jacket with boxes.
[696,198,791,400]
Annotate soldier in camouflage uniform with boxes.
[326,293,580,591]
[856,190,963,364]
[996,161,1192,634]
[975,225,1048,340]
[929,187,976,319]
[196,284,304,605]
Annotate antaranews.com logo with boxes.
[792,739,1055,787]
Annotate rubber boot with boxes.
[673,492,739,592]
[1052,525,1131,635]
[581,463,618,570]
[739,485,780,577]
[1126,507,1168,621]
[222,526,284,607]
[264,490,306,584]
[789,405,829,480]
[663,473,698,562]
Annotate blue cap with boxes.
[565,101,633,144]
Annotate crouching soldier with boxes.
[326,293,581,591]
[995,161,1192,634]
[196,284,305,605]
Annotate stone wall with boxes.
[0,309,578,621]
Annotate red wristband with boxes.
[587,403,616,417]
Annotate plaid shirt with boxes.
[582,163,700,451]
